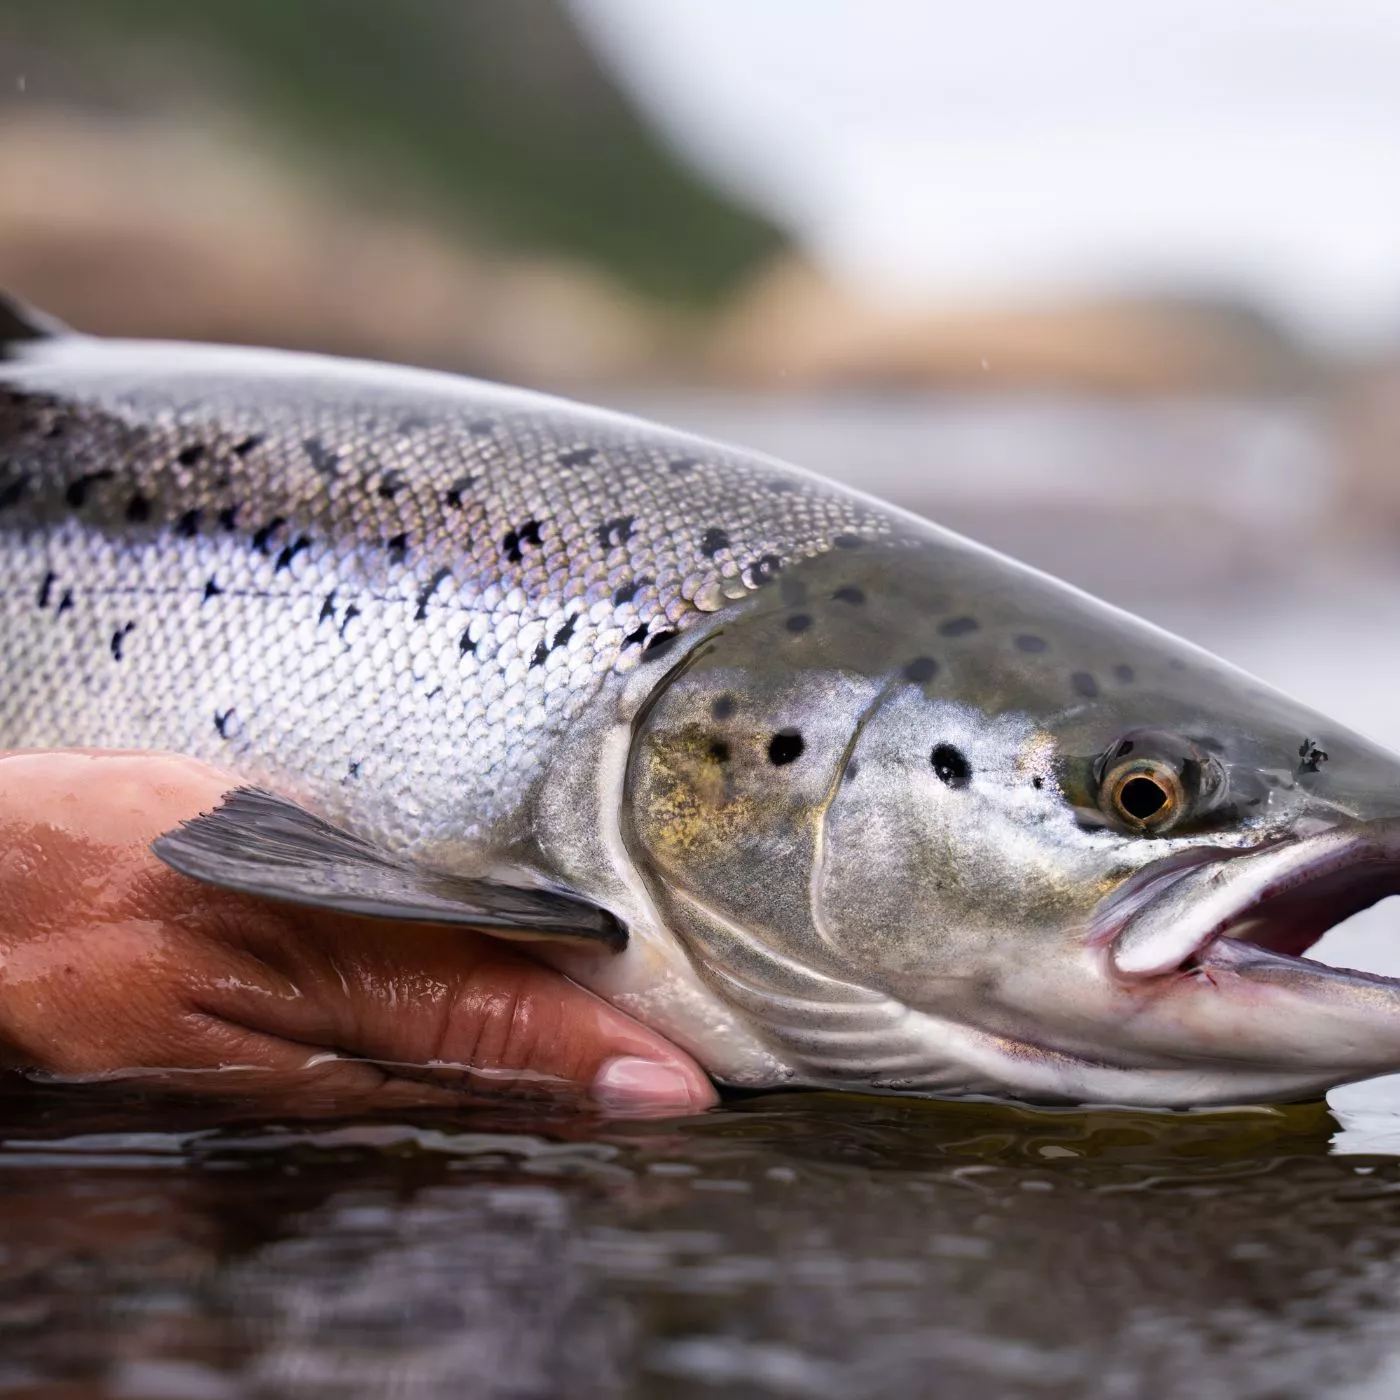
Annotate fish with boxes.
[6,291,1400,1109]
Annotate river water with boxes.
[7,393,1400,1399]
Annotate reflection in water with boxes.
[5,1085,1400,1398]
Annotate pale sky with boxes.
[571,0,1400,350]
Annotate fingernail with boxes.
[591,1055,708,1115]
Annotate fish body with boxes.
[7,304,1400,1106]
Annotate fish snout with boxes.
[1081,820,1400,1093]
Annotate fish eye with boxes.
[1095,728,1217,835]
[1105,763,1183,831]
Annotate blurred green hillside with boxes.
[0,0,784,307]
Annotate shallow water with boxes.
[9,1083,1400,1400]
[11,393,1400,1397]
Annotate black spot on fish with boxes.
[303,438,341,477]
[414,567,453,621]
[275,535,311,574]
[613,576,651,606]
[0,473,29,510]
[551,614,577,652]
[468,419,496,436]
[348,760,361,778]
[747,554,782,586]
[503,520,543,564]
[1015,635,1048,653]
[531,639,550,668]
[622,624,650,649]
[1114,664,1136,684]
[203,578,222,602]
[785,613,812,634]
[214,709,234,739]
[644,630,679,658]
[175,508,202,538]
[1032,775,1045,790]
[669,456,698,474]
[833,533,863,550]
[559,447,597,468]
[444,474,475,508]
[386,532,409,564]
[904,656,939,684]
[1299,739,1329,774]
[36,570,55,608]
[1072,671,1100,699]
[42,422,64,440]
[709,739,730,763]
[712,695,735,721]
[110,622,135,661]
[377,469,404,500]
[700,526,730,558]
[232,435,263,458]
[597,515,635,550]
[339,603,361,640]
[125,493,152,523]
[65,470,114,509]
[218,504,239,531]
[833,585,865,605]
[768,729,805,766]
[177,444,206,468]
[319,591,336,624]
[459,627,477,657]
[56,589,73,616]
[252,517,286,554]
[844,760,860,782]
[939,616,980,637]
[931,743,971,788]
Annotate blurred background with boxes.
[2,0,1400,752]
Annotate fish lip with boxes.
[1093,825,1400,982]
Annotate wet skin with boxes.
[0,750,716,1116]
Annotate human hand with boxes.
[0,750,716,1116]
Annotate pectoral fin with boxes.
[152,787,625,949]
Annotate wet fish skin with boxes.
[0,334,887,858]
[9,313,1400,1105]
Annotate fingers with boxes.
[0,750,717,1115]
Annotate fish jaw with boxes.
[1062,822,1400,1101]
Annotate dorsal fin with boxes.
[0,292,71,344]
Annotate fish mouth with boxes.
[1096,826,1400,982]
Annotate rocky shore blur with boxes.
[2,0,1398,590]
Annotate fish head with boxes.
[625,537,1400,1105]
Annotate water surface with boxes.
[7,1083,1400,1399]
